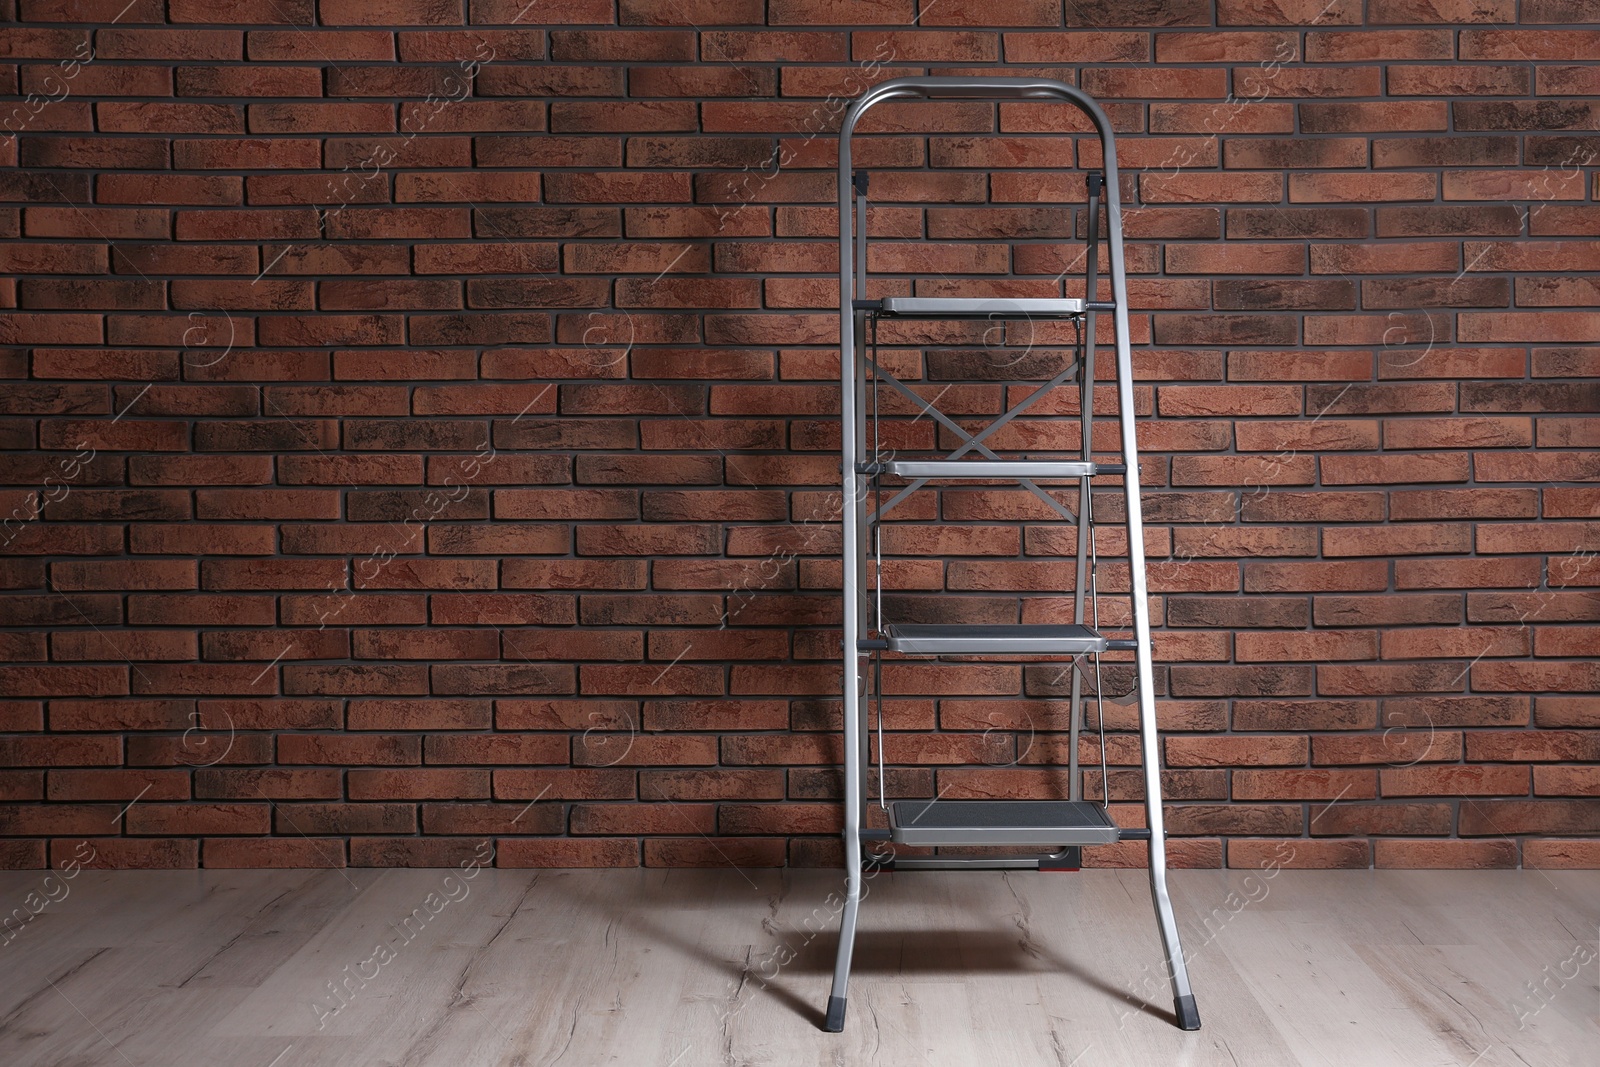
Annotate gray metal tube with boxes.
[1098,117,1199,1015]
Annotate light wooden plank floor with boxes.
[0,865,1595,1066]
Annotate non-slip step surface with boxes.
[890,799,1120,846]
[884,623,1108,655]
[883,459,1111,480]
[877,296,1087,318]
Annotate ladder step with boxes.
[890,799,1120,847]
[877,296,1087,318]
[881,459,1123,479]
[883,623,1107,655]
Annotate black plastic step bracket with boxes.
[1038,846,1083,871]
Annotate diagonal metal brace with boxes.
[864,356,1082,524]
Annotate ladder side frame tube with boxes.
[830,86,916,1033]
[1098,109,1201,1027]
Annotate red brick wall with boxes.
[0,1,1596,871]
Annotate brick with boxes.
[1233,769,1376,801]
[1310,801,1451,836]
[94,28,240,60]
[1465,799,1600,844]
[1217,0,1360,21]
[203,838,346,868]
[1080,68,1221,99]
[644,838,784,867]
[1154,31,1297,63]
[349,769,491,801]
[1392,489,1537,521]
[1391,67,1532,101]
[492,768,634,801]
[1374,135,1517,168]
[1306,30,1451,61]
[126,803,269,836]
[1167,243,1305,275]
[1534,768,1600,798]
[1375,840,1516,869]
[498,839,638,867]
[1300,101,1448,134]
[1235,630,1377,663]
[550,29,692,61]
[1371,0,1512,20]
[1170,665,1312,697]
[247,30,393,61]
[1251,68,1385,100]
[1461,29,1600,61]
[1524,840,1600,869]
[1167,736,1307,767]
[1291,173,1436,202]
[1231,839,1369,870]
[1224,138,1367,169]
[1323,523,1470,557]
[1143,172,1283,203]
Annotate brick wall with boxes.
[0,0,1596,871]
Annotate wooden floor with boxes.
[0,865,1594,1066]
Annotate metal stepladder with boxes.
[824,77,1201,1034]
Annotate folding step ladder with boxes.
[824,77,1201,1034]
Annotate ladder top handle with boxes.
[839,76,1119,182]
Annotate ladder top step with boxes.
[884,622,1108,655]
[890,799,1121,847]
[874,296,1089,318]
[881,459,1124,480]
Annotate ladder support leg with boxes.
[1104,161,1203,1033]
[825,834,861,1032]
[1148,838,1201,1029]
[829,125,866,1036]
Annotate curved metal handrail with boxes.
[837,77,1124,298]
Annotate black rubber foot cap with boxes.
[1038,847,1081,871]
[824,995,847,1032]
[1174,993,1201,1031]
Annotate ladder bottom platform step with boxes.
[874,296,1087,318]
[884,623,1107,655]
[890,800,1120,846]
[881,459,1121,480]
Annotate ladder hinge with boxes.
[1086,171,1104,197]
[852,298,882,312]
[852,170,869,197]
[856,637,889,651]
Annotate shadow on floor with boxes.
[532,869,1176,1030]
